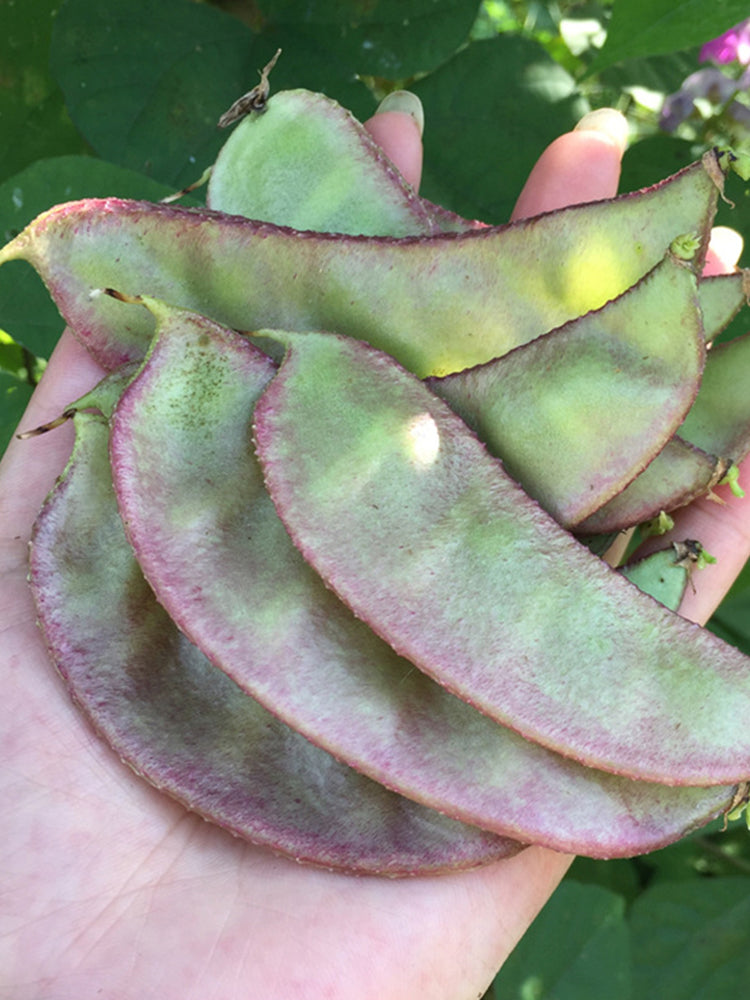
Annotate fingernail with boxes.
[574,108,629,155]
[375,91,424,137]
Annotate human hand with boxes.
[0,100,745,1000]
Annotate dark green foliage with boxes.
[413,34,586,222]
[492,881,632,999]
[591,0,750,71]
[50,0,268,187]
[259,0,481,78]
[0,0,88,183]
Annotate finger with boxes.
[703,225,744,276]
[363,91,424,191]
[0,330,105,550]
[511,108,628,221]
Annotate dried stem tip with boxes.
[218,49,282,128]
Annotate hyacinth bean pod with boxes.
[427,254,704,527]
[698,270,750,343]
[207,88,478,236]
[106,298,737,857]
[205,88,740,532]
[678,329,750,460]
[576,328,750,534]
[575,438,728,535]
[29,392,520,875]
[0,154,721,377]
[254,330,750,786]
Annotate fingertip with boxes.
[364,93,424,191]
[511,110,626,221]
[573,108,629,157]
[372,91,424,138]
[703,226,744,276]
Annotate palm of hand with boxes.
[1,405,563,995]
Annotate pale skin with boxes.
[0,104,746,999]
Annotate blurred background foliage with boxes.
[2,2,750,996]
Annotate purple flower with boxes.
[700,20,750,66]
[659,68,739,131]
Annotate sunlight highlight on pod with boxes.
[558,237,638,318]
[404,412,441,467]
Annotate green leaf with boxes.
[222,26,377,120]
[620,135,704,193]
[591,0,750,72]
[630,878,750,998]
[491,881,631,1000]
[0,370,34,455]
[0,330,26,379]
[0,0,88,185]
[413,35,587,222]
[49,0,379,189]
[598,48,702,105]
[636,826,734,884]
[0,155,189,360]
[565,856,643,905]
[261,0,481,78]
[50,0,265,188]
[708,559,750,656]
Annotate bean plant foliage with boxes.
[2,0,750,996]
